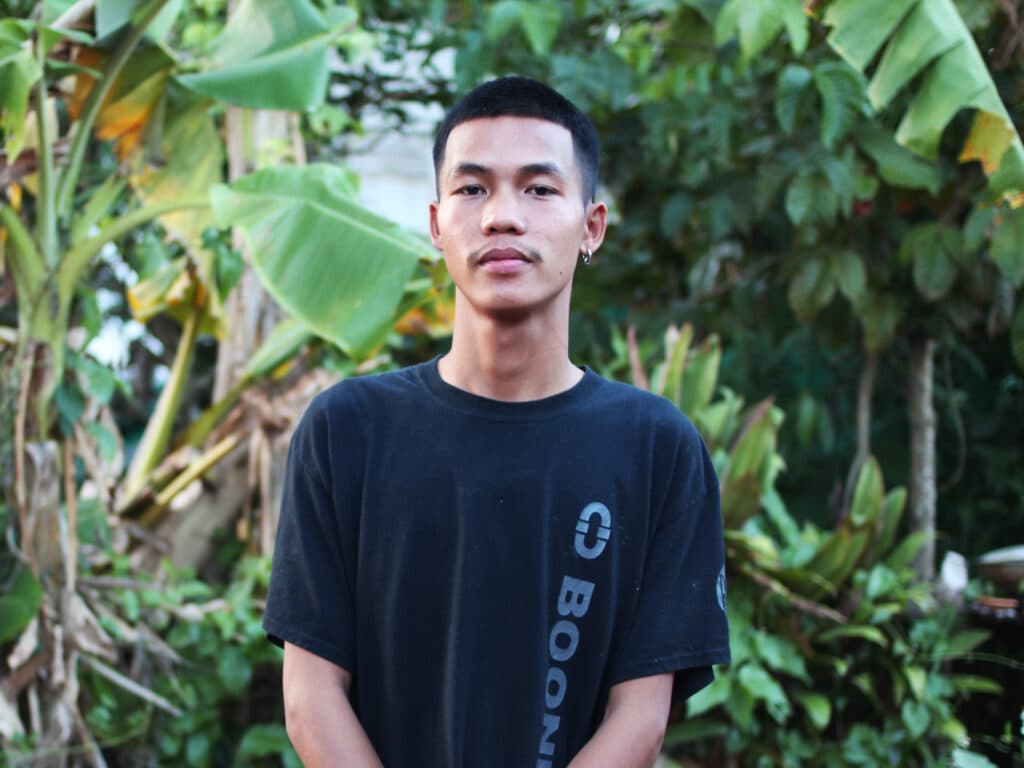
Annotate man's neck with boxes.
[438,297,582,402]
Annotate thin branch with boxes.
[744,566,848,624]
[72,699,109,768]
[1,647,52,698]
[78,576,160,590]
[79,654,183,717]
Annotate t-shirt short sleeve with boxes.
[263,396,356,672]
[606,420,730,703]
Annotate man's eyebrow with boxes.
[448,162,567,179]
[518,162,566,180]
[450,162,491,177]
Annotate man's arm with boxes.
[567,672,673,768]
[282,642,383,768]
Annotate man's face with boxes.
[429,116,606,321]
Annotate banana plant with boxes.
[1,0,438,502]
[716,0,1024,202]
[0,0,355,435]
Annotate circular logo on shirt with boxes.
[716,565,727,613]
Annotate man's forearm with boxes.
[567,673,672,768]
[566,706,665,768]
[286,689,383,768]
[282,643,383,768]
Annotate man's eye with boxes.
[528,185,557,197]
[456,184,484,196]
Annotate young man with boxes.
[263,76,730,767]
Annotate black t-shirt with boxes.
[264,359,730,767]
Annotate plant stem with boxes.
[121,306,201,504]
[62,437,78,595]
[176,376,250,449]
[140,433,242,526]
[14,345,37,576]
[54,0,171,218]
[0,203,44,297]
[60,195,209,291]
[34,37,57,268]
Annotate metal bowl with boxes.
[976,545,1024,586]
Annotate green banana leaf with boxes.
[848,455,884,527]
[177,0,355,111]
[210,164,429,358]
[655,324,694,404]
[94,0,184,42]
[0,19,41,162]
[821,0,1024,200]
[679,335,722,417]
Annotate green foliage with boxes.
[622,325,1000,766]
[177,0,356,111]
[79,556,298,767]
[0,567,42,644]
[821,0,1024,198]
[991,207,1024,288]
[210,164,433,357]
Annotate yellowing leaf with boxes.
[95,68,171,160]
[67,47,106,120]
[130,97,223,249]
[960,110,1016,174]
[821,0,1024,201]
[70,46,175,160]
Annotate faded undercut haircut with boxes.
[432,75,600,204]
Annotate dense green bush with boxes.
[35,554,296,768]
[611,325,1002,767]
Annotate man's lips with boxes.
[477,247,536,265]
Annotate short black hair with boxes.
[432,76,600,204]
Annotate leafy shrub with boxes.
[615,325,1000,767]
[75,556,296,768]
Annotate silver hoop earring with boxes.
[581,247,592,266]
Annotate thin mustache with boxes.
[469,245,542,265]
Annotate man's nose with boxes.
[481,189,525,234]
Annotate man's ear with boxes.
[582,201,608,255]
[429,200,443,251]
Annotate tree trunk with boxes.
[908,336,937,583]
[212,108,298,401]
[841,350,878,519]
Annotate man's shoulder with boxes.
[308,362,428,415]
[589,373,702,442]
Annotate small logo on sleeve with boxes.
[716,565,727,613]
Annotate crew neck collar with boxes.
[415,355,600,422]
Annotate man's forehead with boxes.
[444,117,574,159]
[441,116,579,179]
